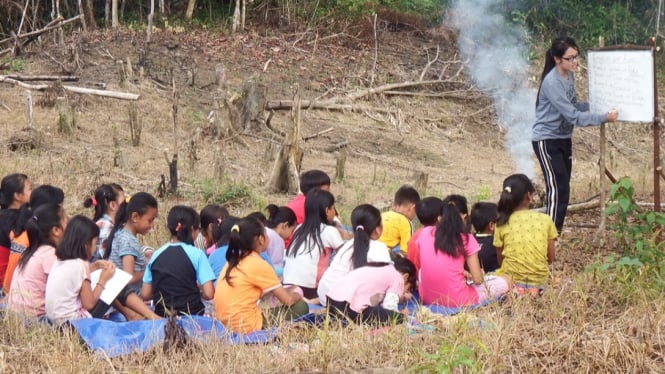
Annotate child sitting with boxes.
[263,205,296,277]
[0,173,32,293]
[317,204,392,305]
[214,217,308,334]
[7,204,67,318]
[45,216,158,325]
[84,183,125,262]
[470,202,500,273]
[283,189,345,301]
[142,206,216,317]
[286,170,331,224]
[417,195,511,307]
[199,204,229,254]
[378,185,420,254]
[494,174,558,291]
[406,196,443,273]
[326,256,416,326]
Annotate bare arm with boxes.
[80,264,115,311]
[547,239,556,264]
[200,281,214,300]
[465,253,484,285]
[141,283,153,300]
[495,246,503,266]
[270,286,302,306]
[122,255,144,284]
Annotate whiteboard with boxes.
[588,49,654,123]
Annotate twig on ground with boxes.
[303,127,333,141]
[419,45,439,81]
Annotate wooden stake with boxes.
[25,90,32,128]
[335,151,347,183]
[413,171,428,195]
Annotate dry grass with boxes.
[1,28,664,373]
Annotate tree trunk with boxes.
[112,0,118,27]
[105,0,110,25]
[185,0,196,19]
[84,0,96,29]
[232,0,240,33]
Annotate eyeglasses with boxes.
[561,54,579,62]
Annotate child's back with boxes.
[45,258,91,324]
[470,202,499,273]
[407,196,443,272]
[378,185,420,254]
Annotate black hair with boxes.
[104,192,158,259]
[0,173,28,209]
[84,183,124,221]
[536,36,579,107]
[167,205,200,245]
[56,215,100,261]
[416,197,443,226]
[264,204,296,229]
[497,174,535,226]
[470,202,498,233]
[393,256,417,290]
[216,216,240,248]
[299,169,331,195]
[13,185,64,238]
[200,204,229,246]
[394,185,421,206]
[287,189,335,257]
[350,204,382,269]
[224,216,265,286]
[246,211,267,224]
[18,203,65,270]
[434,195,469,258]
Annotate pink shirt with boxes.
[45,258,92,325]
[326,264,404,313]
[7,245,57,317]
[406,227,426,274]
[286,194,306,224]
[417,226,481,307]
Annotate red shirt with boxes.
[286,194,306,224]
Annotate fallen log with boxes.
[4,74,78,81]
[0,16,81,46]
[0,77,139,100]
[265,100,395,114]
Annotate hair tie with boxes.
[125,195,131,204]
[355,225,364,231]
[217,218,223,226]
[175,222,182,232]
[32,215,38,221]
[504,186,512,193]
[91,197,98,207]
[447,201,456,206]
[231,224,240,233]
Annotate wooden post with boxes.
[598,36,607,238]
[169,70,179,195]
[650,37,661,212]
[146,0,154,43]
[413,171,428,195]
[335,151,347,183]
[25,90,32,128]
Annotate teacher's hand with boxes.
[606,109,619,122]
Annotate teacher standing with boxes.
[533,37,618,234]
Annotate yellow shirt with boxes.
[214,252,281,334]
[378,210,413,254]
[494,210,558,287]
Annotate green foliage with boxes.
[506,0,652,47]
[199,179,255,208]
[586,177,665,295]
[413,339,482,373]
[472,185,491,203]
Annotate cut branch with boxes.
[344,79,463,101]
[0,16,81,46]
[4,74,78,81]
[0,77,139,100]
[265,100,396,114]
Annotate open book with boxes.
[90,268,132,305]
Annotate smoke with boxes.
[448,0,536,178]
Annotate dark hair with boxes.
[13,185,64,238]
[497,174,535,226]
[84,183,124,221]
[536,36,579,107]
[394,185,420,206]
[434,195,469,258]
[56,215,100,261]
[393,256,417,290]
[416,197,443,226]
[18,204,65,270]
[470,202,498,233]
[246,211,267,224]
[224,217,265,286]
[200,204,229,245]
[0,173,28,209]
[287,189,335,257]
[350,204,382,269]
[265,204,296,229]
[167,206,200,245]
[299,170,331,195]
[216,216,240,248]
[104,192,158,259]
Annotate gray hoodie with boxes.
[532,69,607,141]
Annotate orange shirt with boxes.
[4,230,29,292]
[214,252,281,334]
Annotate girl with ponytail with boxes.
[494,174,558,291]
[533,36,618,233]
[317,204,391,305]
[418,195,511,307]
[214,216,307,334]
[83,183,124,261]
[142,206,216,317]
